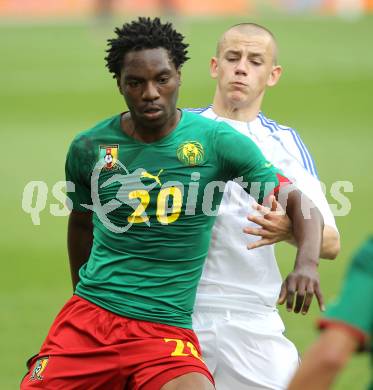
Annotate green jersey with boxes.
[319,237,373,389]
[66,110,283,328]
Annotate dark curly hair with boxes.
[105,17,189,78]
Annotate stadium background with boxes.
[1,1,372,388]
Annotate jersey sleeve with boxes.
[277,127,319,179]
[283,160,337,231]
[318,237,373,350]
[267,125,336,230]
[65,136,93,212]
[214,122,289,204]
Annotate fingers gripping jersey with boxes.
[65,111,283,328]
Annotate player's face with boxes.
[117,48,180,128]
[211,31,281,108]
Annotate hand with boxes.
[243,195,292,250]
[278,264,325,314]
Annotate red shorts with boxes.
[21,295,214,389]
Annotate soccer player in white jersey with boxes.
[189,23,341,390]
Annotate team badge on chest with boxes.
[177,141,204,166]
[99,145,119,170]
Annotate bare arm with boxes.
[320,225,340,259]
[67,210,93,291]
[277,187,324,314]
[244,196,340,259]
[288,328,358,390]
[283,222,339,259]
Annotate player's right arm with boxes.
[65,136,94,291]
[68,211,93,290]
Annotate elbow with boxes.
[330,241,340,260]
[318,347,348,373]
[324,237,340,260]
[321,227,341,260]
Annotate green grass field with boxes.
[1,14,372,389]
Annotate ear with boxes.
[177,68,181,86]
[210,57,218,79]
[116,76,123,95]
[267,65,282,87]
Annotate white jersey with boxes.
[189,106,338,312]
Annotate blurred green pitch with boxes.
[1,14,372,390]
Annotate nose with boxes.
[142,81,160,101]
[235,58,248,76]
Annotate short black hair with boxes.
[217,22,278,65]
[105,17,189,78]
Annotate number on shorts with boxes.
[164,338,203,361]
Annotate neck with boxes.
[122,110,180,143]
[212,91,263,122]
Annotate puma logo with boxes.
[140,169,164,186]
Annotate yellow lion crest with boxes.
[177,141,204,166]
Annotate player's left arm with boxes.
[215,123,325,314]
[275,184,325,314]
[284,128,340,258]
[244,130,339,259]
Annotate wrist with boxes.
[294,257,319,270]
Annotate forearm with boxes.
[282,188,324,267]
[67,211,93,291]
[288,329,357,390]
[286,224,340,260]
[276,187,324,312]
[288,346,342,390]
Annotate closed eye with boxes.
[226,57,239,62]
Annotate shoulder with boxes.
[182,105,212,115]
[258,112,300,138]
[69,114,119,152]
[257,113,306,152]
[181,109,224,133]
[181,110,245,151]
[258,112,319,178]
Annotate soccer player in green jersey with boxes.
[288,237,373,390]
[21,17,324,390]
